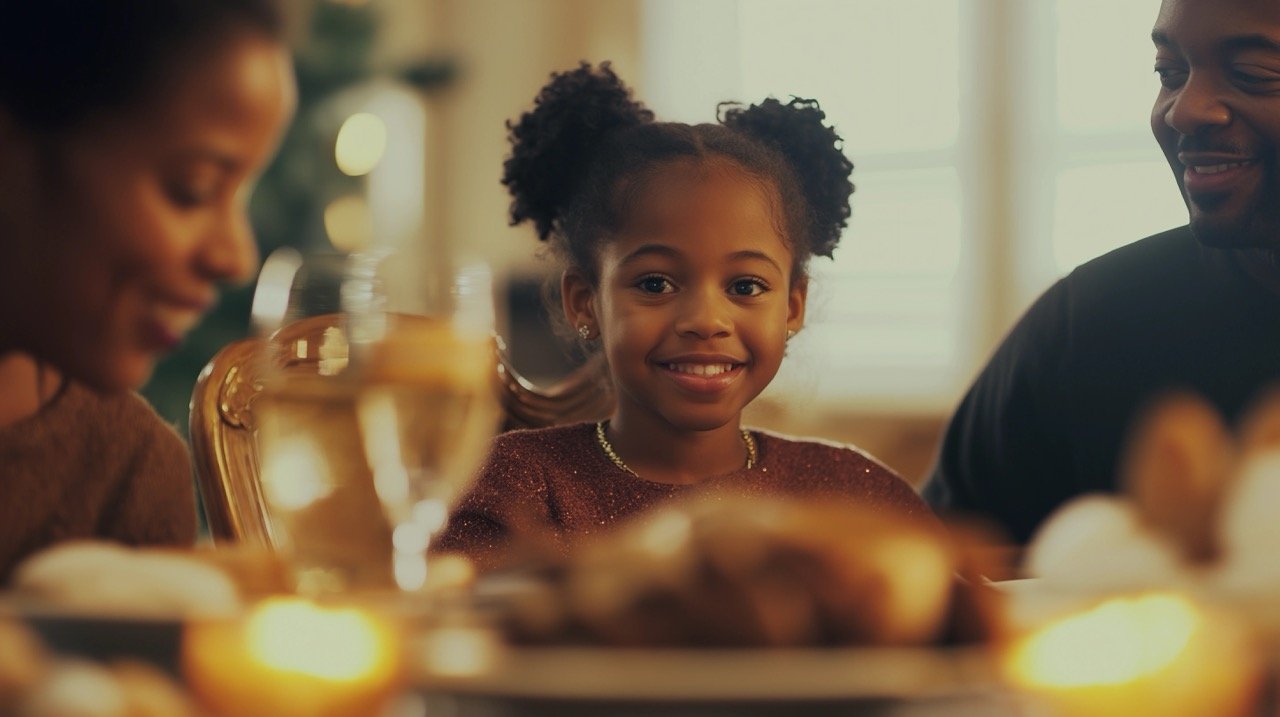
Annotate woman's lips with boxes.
[141,304,205,350]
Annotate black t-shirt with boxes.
[923,225,1280,543]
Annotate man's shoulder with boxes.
[1068,225,1200,290]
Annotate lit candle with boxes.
[183,598,402,717]
[1003,592,1260,717]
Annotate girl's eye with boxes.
[729,278,767,297]
[637,276,675,294]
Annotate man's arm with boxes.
[924,278,1079,544]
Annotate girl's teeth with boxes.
[668,363,733,377]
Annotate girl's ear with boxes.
[562,269,599,340]
[786,276,808,336]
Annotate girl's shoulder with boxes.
[748,428,935,521]
[492,422,596,450]
[751,428,893,474]
[485,422,599,469]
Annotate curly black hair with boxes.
[502,62,855,283]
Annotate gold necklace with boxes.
[595,421,757,476]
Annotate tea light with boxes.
[184,598,402,717]
[1004,592,1259,717]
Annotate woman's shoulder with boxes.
[71,385,182,441]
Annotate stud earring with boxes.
[786,329,796,340]
[578,324,593,340]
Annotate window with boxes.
[642,0,1186,411]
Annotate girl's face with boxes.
[0,33,295,391]
[565,164,806,434]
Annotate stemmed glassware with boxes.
[348,251,500,591]
[251,248,500,596]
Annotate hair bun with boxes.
[719,98,853,258]
[502,62,653,241]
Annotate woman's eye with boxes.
[166,183,216,208]
[729,279,767,297]
[637,276,674,294]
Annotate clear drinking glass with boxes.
[252,249,397,595]
[251,249,501,596]
[347,252,501,592]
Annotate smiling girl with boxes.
[435,64,931,567]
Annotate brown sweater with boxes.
[434,423,935,567]
[0,381,195,583]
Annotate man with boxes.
[924,0,1280,544]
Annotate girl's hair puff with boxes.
[502,62,854,284]
[719,98,854,260]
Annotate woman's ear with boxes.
[562,270,599,340]
[786,276,808,336]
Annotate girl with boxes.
[435,63,931,567]
[0,0,295,581]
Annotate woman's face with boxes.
[0,33,295,391]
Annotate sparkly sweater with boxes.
[433,423,934,568]
[0,382,196,584]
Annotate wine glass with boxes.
[347,252,501,592]
[251,249,399,595]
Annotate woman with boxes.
[0,0,296,580]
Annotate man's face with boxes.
[1151,0,1280,249]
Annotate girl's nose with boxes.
[674,287,733,339]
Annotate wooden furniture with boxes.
[189,314,611,544]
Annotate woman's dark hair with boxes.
[502,62,854,283]
[0,0,285,130]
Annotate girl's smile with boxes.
[657,354,747,395]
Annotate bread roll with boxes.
[512,492,958,648]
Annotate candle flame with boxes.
[245,599,389,681]
[1008,592,1200,688]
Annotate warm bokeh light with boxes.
[246,599,386,681]
[335,112,388,177]
[1008,593,1197,688]
[323,195,374,252]
[184,598,402,717]
[260,435,334,512]
[1004,592,1260,717]
[418,625,499,678]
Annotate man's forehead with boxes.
[1155,0,1280,41]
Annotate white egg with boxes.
[1216,450,1280,592]
[1025,494,1185,592]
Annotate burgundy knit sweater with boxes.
[0,382,196,583]
[433,423,935,568]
